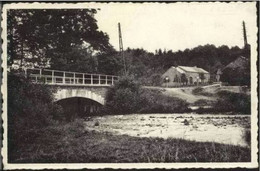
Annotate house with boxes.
[220,56,250,85]
[161,66,210,87]
[222,56,249,71]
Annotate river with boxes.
[84,113,250,147]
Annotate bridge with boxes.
[26,68,119,115]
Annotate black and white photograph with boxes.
[1,2,258,169]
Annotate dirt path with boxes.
[162,88,215,103]
[145,86,216,103]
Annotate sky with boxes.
[94,2,257,53]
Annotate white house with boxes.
[161,66,210,87]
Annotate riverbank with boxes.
[9,118,250,163]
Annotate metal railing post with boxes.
[112,76,114,85]
[91,74,93,85]
[39,69,42,82]
[83,74,85,84]
[73,73,76,84]
[63,71,65,84]
[106,75,108,85]
[98,75,101,85]
[52,70,54,84]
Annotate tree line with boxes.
[8,9,249,85]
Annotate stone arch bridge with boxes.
[52,85,108,105]
[26,68,119,106]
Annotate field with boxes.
[9,114,251,163]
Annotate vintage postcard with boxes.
[1,2,258,170]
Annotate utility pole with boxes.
[242,21,248,48]
[242,21,250,58]
[118,22,127,75]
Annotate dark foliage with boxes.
[105,76,141,114]
[121,45,247,86]
[221,66,250,86]
[8,73,63,160]
[243,129,251,146]
[193,99,213,106]
[97,52,124,75]
[214,90,251,114]
[192,87,204,95]
[7,9,114,72]
[105,76,189,114]
[138,89,189,113]
[192,87,213,97]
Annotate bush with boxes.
[192,87,213,96]
[138,89,189,113]
[105,76,141,114]
[8,72,63,158]
[105,76,189,114]
[192,87,203,95]
[214,90,250,114]
[243,129,251,146]
[193,99,212,106]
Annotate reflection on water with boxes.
[85,114,250,147]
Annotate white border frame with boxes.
[1,2,258,169]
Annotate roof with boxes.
[223,56,249,70]
[177,66,209,74]
[161,66,178,78]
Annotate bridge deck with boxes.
[25,68,119,86]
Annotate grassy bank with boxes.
[9,119,250,163]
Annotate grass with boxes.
[9,119,251,163]
[192,87,214,97]
[243,128,251,147]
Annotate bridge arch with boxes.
[54,89,105,105]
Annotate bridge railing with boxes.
[25,68,119,86]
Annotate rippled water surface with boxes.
[85,114,250,147]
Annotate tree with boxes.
[181,74,188,85]
[199,73,206,83]
[97,52,124,75]
[7,9,114,71]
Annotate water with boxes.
[85,113,250,147]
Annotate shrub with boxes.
[149,74,163,86]
[192,87,213,97]
[192,87,203,95]
[8,72,63,158]
[193,99,212,106]
[243,129,251,146]
[105,76,189,114]
[214,90,250,114]
[138,89,189,113]
[105,76,141,114]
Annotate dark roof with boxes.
[223,56,249,70]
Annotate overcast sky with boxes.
[95,3,257,53]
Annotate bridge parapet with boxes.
[25,68,119,86]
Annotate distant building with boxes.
[220,56,250,86]
[161,66,210,87]
[222,56,249,71]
